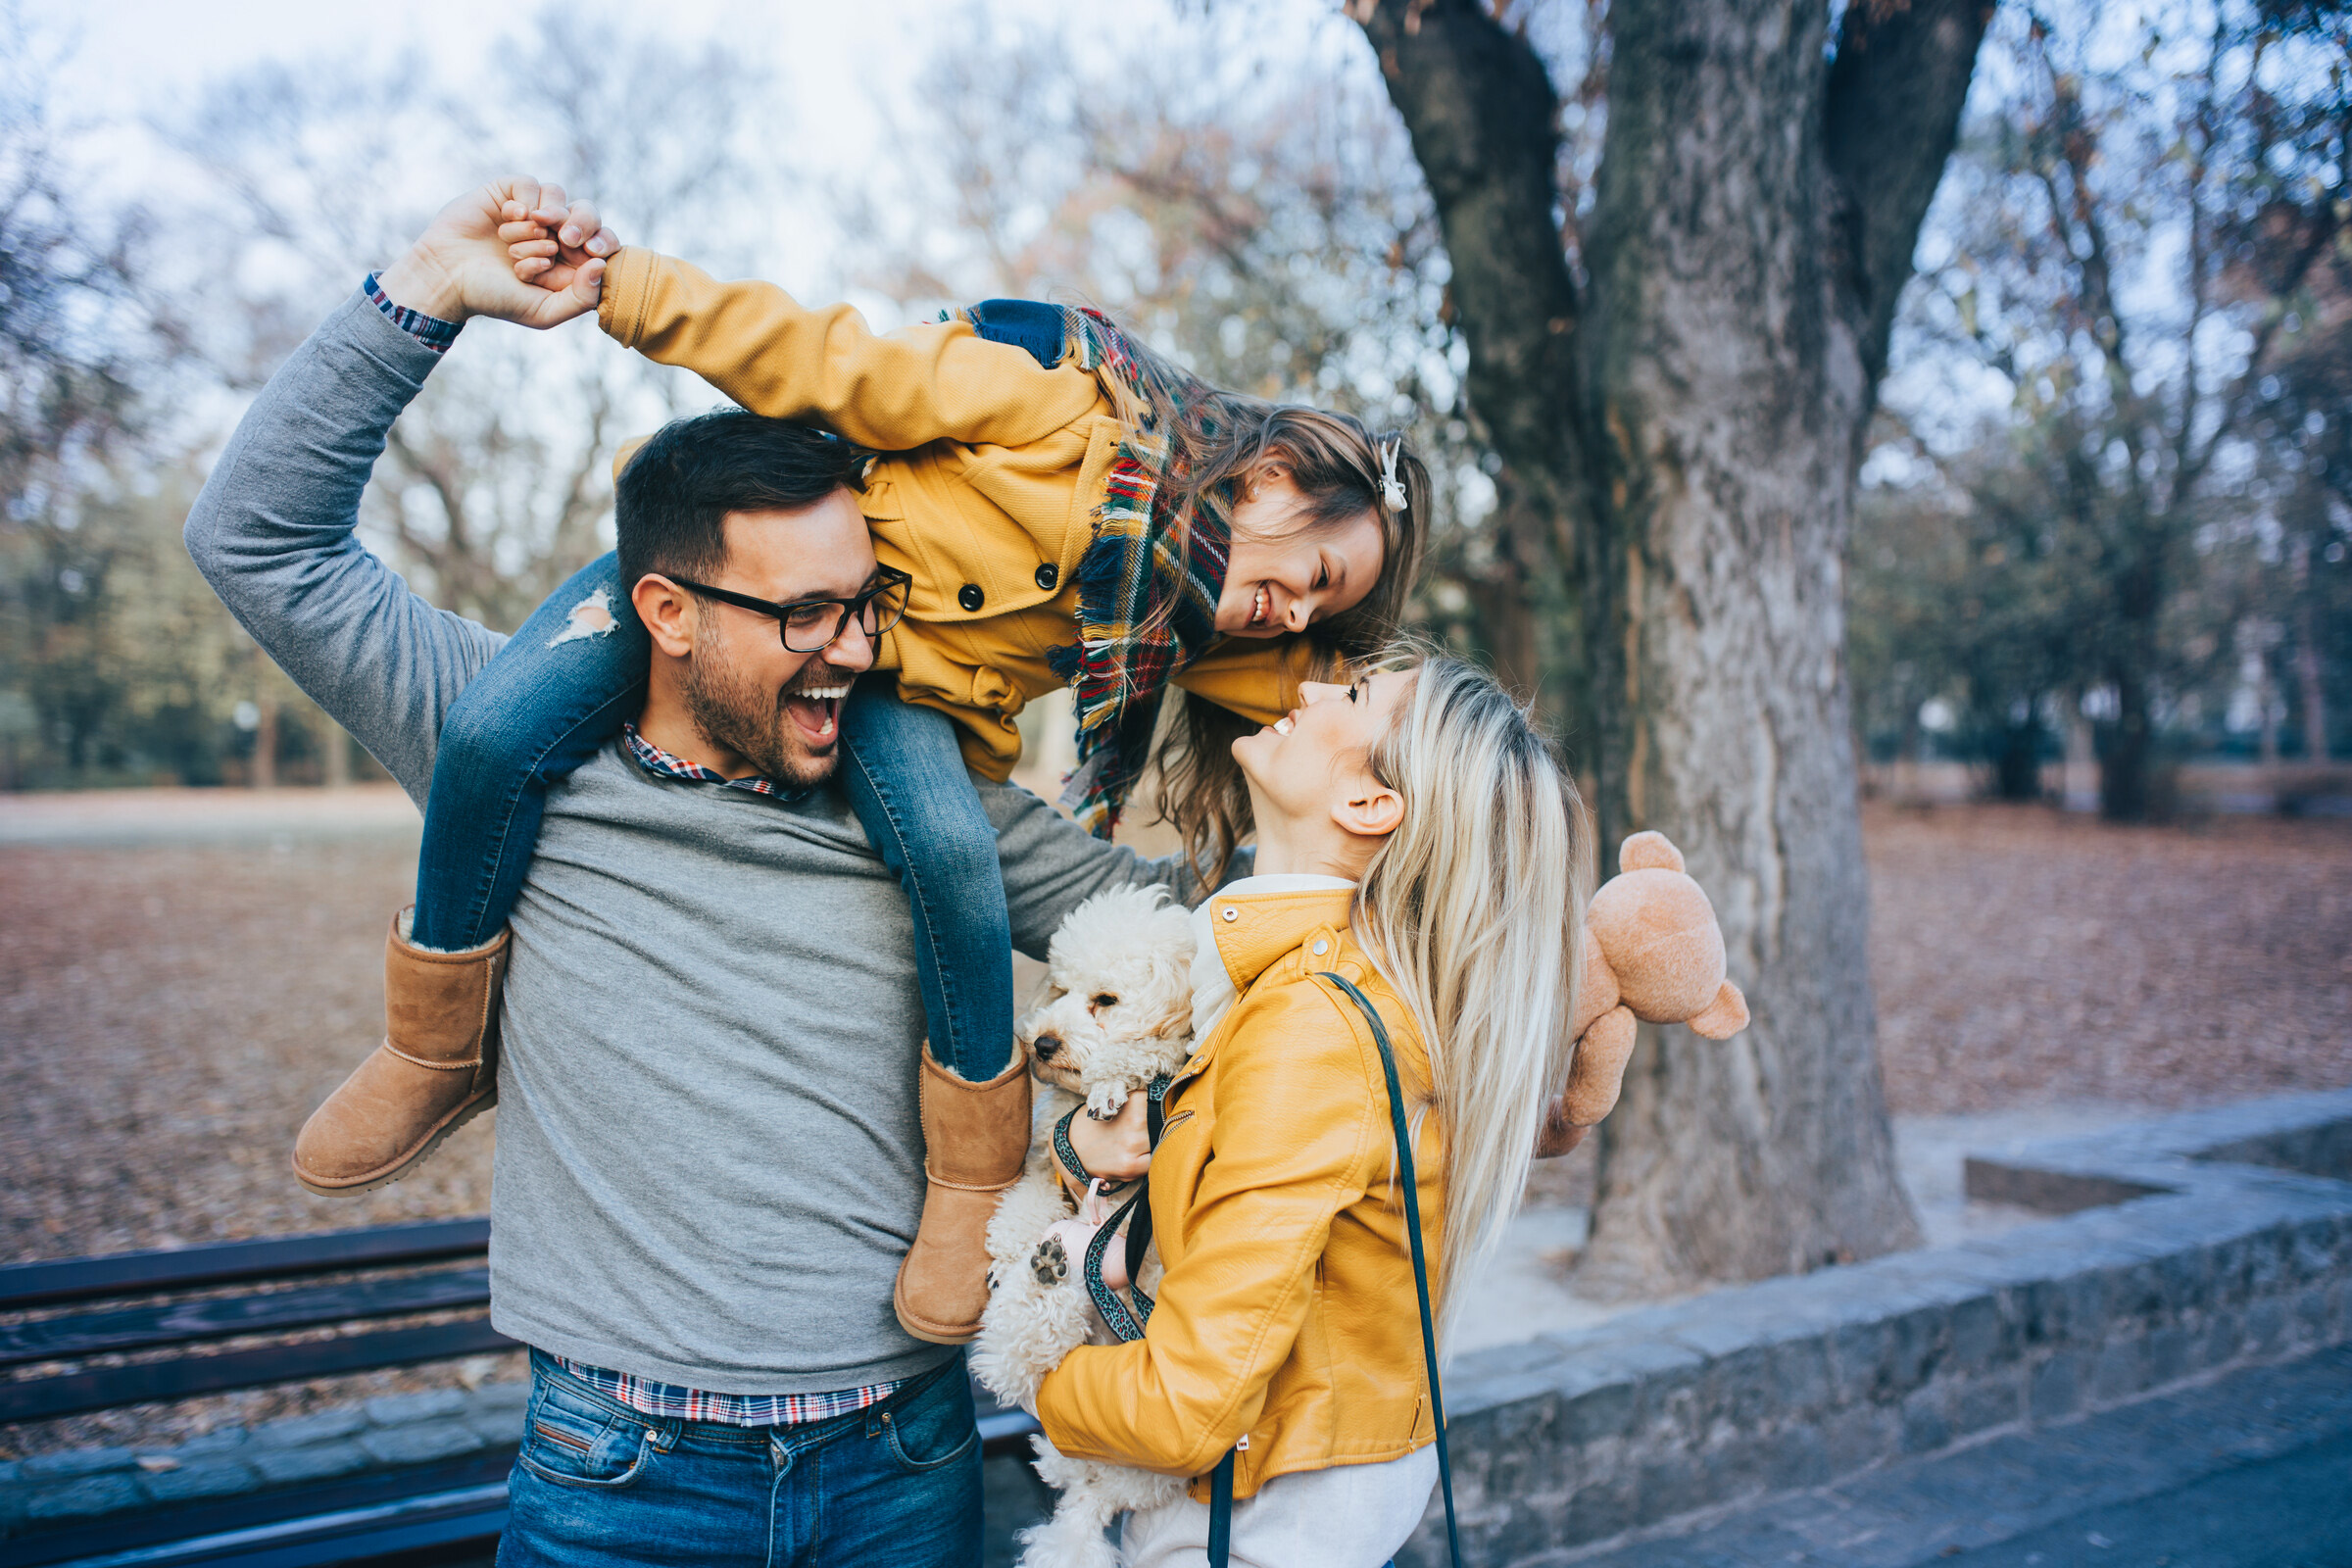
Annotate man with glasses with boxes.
[615,411,910,794]
[184,178,1189,1567]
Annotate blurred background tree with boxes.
[1853,0,2351,817]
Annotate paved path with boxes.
[1563,1346,2352,1568]
[0,785,419,846]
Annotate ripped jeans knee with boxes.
[547,588,621,647]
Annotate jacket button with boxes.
[1035,563,1058,591]
[957,583,985,612]
[1311,939,1329,956]
[1220,906,1239,922]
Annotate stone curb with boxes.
[1397,1089,2352,1567]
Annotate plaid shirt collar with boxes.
[622,722,806,802]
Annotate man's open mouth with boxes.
[784,685,848,745]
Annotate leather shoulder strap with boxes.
[1204,973,1462,1568]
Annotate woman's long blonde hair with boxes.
[1350,649,1592,1346]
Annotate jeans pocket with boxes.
[880,1369,980,1474]
[518,1379,662,1490]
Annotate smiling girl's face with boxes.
[1211,464,1386,639]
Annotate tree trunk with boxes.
[1464,466,1585,737]
[1362,0,1986,1293]
[251,698,278,791]
[2296,635,2328,762]
[2099,551,2164,820]
[323,718,353,787]
[2064,706,2098,809]
[2259,663,2282,767]
[1991,719,2041,801]
[1573,0,1937,1292]
[2293,539,2329,761]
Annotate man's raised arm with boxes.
[183,179,615,802]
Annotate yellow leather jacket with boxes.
[596,248,1313,776]
[1035,886,1446,1500]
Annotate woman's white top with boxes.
[1133,873,1437,1566]
[1119,1443,1440,1568]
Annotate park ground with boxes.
[0,792,2347,1458]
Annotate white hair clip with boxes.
[1377,438,1408,513]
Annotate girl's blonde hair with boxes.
[1350,648,1592,1346]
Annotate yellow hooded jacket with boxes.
[596,248,1315,779]
[1035,885,1446,1500]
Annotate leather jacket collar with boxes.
[1202,885,1357,993]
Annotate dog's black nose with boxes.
[1033,1034,1061,1061]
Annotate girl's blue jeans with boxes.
[415,552,1016,1083]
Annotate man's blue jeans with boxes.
[498,1350,982,1567]
[414,551,1016,1082]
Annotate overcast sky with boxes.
[61,0,919,140]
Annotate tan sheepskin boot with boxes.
[893,1042,1032,1345]
[291,910,508,1197]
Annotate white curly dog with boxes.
[972,883,1198,1568]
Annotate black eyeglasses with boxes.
[667,566,912,653]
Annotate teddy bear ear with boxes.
[1689,979,1750,1039]
[1618,830,1686,875]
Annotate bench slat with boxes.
[0,1269,492,1369]
[0,1220,491,1311]
[0,1317,518,1425]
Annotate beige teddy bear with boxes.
[1538,830,1750,1154]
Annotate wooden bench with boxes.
[1,1219,1040,1568]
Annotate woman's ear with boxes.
[632,573,695,659]
[1333,780,1403,842]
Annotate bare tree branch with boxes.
[1823,0,1996,388]
[1353,0,1583,485]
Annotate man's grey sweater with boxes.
[185,291,1184,1393]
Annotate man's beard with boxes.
[680,639,854,789]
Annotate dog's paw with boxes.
[1083,1081,1130,1121]
[1031,1234,1068,1285]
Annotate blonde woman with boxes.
[1035,650,1592,1567]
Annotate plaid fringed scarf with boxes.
[950,303,1233,837]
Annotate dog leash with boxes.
[1208,973,1462,1568]
[1057,1074,1171,1343]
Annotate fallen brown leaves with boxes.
[1869,802,2352,1114]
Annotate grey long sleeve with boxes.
[183,289,504,805]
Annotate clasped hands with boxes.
[374,175,621,330]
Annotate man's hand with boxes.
[501,197,614,301]
[1063,1089,1152,1185]
[375,177,618,329]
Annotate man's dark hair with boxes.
[614,409,870,590]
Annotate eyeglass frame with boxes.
[663,565,913,653]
